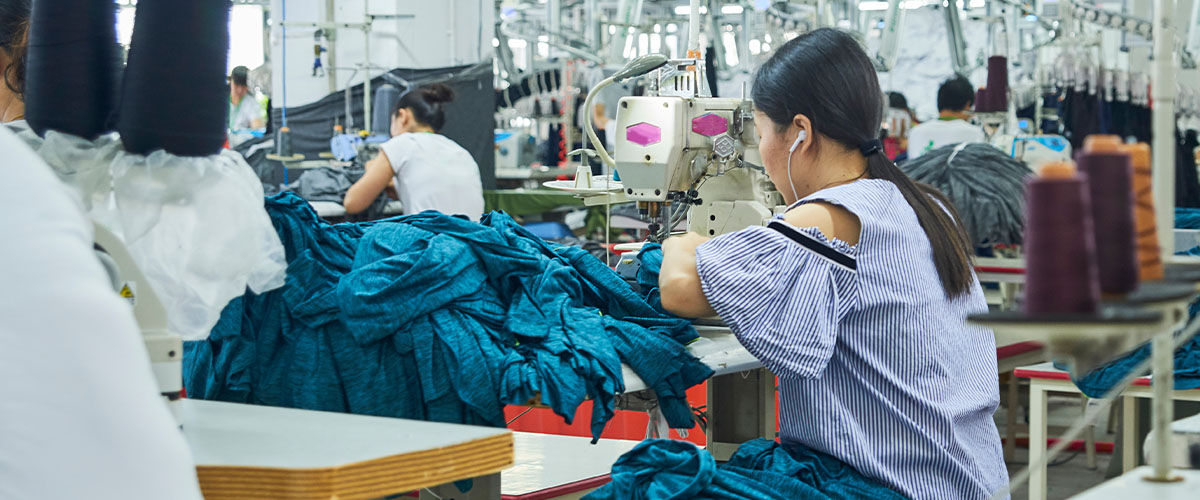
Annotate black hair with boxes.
[0,0,29,97]
[395,82,454,132]
[752,28,974,298]
[230,65,249,87]
[936,76,975,112]
[886,91,908,110]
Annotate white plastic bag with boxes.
[22,130,287,340]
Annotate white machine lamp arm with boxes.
[582,54,670,169]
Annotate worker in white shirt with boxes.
[0,126,204,500]
[905,76,985,160]
[344,82,484,221]
[227,65,264,147]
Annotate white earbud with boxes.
[785,131,806,203]
[789,131,807,153]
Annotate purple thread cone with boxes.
[975,88,991,112]
[1076,151,1138,294]
[987,56,1009,112]
[1024,175,1101,314]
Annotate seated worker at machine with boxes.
[227,65,264,147]
[344,83,484,220]
[0,127,204,499]
[657,29,1007,499]
[906,75,985,159]
[0,0,27,128]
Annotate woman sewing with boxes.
[344,82,484,220]
[657,29,1008,499]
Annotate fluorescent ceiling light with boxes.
[859,1,889,10]
[969,0,985,6]
[674,5,709,15]
[721,5,744,15]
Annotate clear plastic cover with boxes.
[19,130,287,340]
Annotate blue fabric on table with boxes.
[1177,208,1200,229]
[1059,298,1200,398]
[634,243,667,314]
[184,193,713,441]
[581,438,907,500]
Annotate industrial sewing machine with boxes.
[92,224,183,423]
[562,53,784,242]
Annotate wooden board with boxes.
[183,400,513,500]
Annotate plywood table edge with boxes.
[197,430,514,500]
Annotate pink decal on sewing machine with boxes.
[691,113,728,137]
[626,122,662,146]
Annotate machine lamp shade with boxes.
[612,53,670,83]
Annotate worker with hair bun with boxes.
[344,82,483,220]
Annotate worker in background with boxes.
[227,65,264,147]
[0,126,204,499]
[0,0,27,129]
[882,91,917,162]
[657,29,1007,499]
[344,83,483,220]
[905,75,985,159]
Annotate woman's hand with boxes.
[659,232,717,318]
[344,151,394,214]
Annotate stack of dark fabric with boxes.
[900,143,1033,249]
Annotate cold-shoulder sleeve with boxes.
[695,221,858,379]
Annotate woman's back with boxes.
[379,132,483,221]
[696,178,1007,499]
[795,179,1006,498]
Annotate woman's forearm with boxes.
[659,234,716,318]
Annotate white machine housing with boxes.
[93,223,184,424]
[613,92,783,237]
[992,133,1073,171]
[494,129,537,170]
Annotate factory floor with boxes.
[995,393,1116,500]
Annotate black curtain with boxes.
[269,62,497,189]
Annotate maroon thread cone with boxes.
[975,88,991,112]
[1024,172,1101,314]
[1076,150,1138,295]
[987,56,1009,112]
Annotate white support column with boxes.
[1153,0,1178,263]
[1150,329,1176,480]
[1123,395,1138,472]
[1029,383,1048,500]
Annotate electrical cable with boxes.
[507,406,534,425]
[281,0,288,128]
[988,310,1200,500]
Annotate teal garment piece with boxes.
[634,243,667,315]
[1053,243,1200,398]
[184,193,712,440]
[1057,296,1200,398]
[582,439,907,500]
[1177,207,1200,229]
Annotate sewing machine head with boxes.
[612,58,783,239]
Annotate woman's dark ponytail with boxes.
[865,150,974,297]
[753,28,975,298]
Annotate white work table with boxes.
[182,399,513,500]
[1072,466,1200,499]
[502,432,638,499]
[621,325,760,393]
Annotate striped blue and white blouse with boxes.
[695,179,1009,500]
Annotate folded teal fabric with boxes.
[583,438,907,500]
[184,193,712,440]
